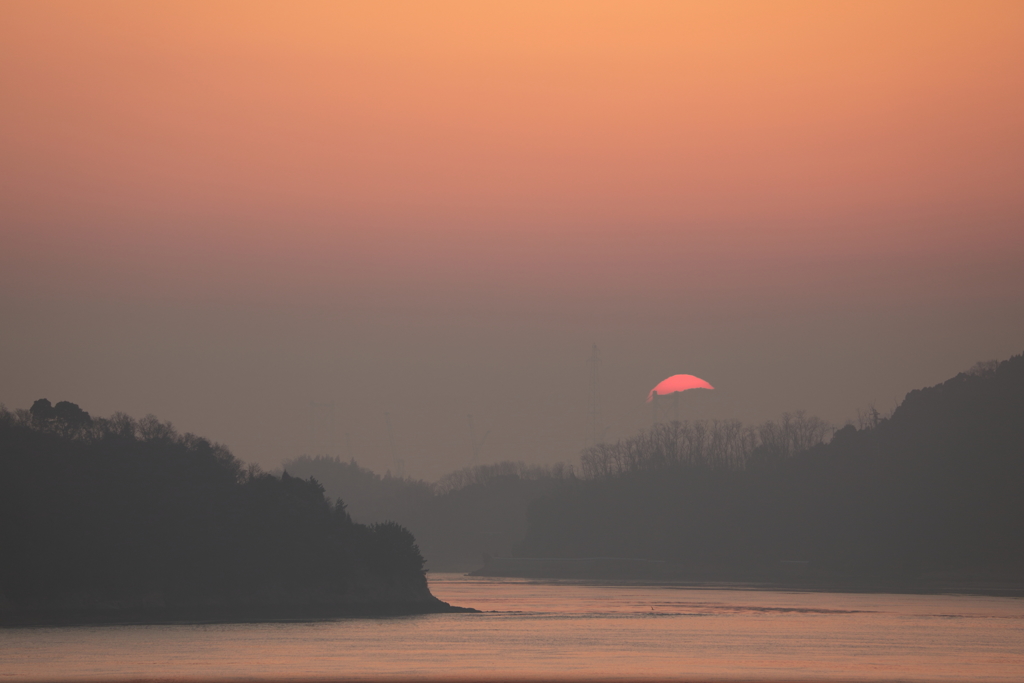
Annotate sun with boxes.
[646,374,714,402]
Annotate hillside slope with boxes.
[515,355,1024,585]
[0,403,460,624]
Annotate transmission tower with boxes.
[586,344,604,448]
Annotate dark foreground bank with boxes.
[0,402,470,625]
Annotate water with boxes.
[3,573,1023,681]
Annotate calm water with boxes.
[2,573,1023,681]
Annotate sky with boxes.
[2,1,1022,479]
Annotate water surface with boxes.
[2,573,1022,681]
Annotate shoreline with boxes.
[466,576,1024,598]
[465,562,1024,598]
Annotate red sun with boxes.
[646,375,714,402]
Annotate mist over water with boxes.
[4,575,1023,682]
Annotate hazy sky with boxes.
[2,1,1022,479]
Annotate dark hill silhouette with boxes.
[0,404,462,625]
[512,354,1024,587]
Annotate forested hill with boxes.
[516,354,1024,585]
[0,401,458,624]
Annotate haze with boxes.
[2,1,1022,479]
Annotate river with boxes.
[2,573,1022,681]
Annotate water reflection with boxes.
[2,573,1022,681]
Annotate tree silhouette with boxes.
[0,402,448,623]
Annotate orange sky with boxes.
[2,2,1022,474]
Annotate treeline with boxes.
[580,411,830,477]
[517,356,1024,583]
[0,401,449,622]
